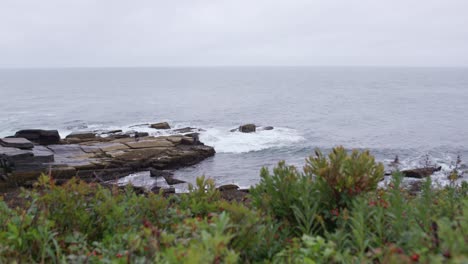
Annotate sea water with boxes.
[1,67,467,188]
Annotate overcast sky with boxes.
[1,0,468,67]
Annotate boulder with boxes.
[239,124,256,133]
[401,166,442,178]
[150,122,171,130]
[14,129,60,145]
[260,126,274,131]
[0,138,34,150]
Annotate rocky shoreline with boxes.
[1,122,457,194]
[0,125,215,192]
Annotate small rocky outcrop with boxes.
[239,124,256,133]
[1,133,215,191]
[14,129,60,145]
[150,122,171,130]
[401,166,442,178]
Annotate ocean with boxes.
[1,66,467,188]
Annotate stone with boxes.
[173,127,196,133]
[0,138,34,149]
[217,184,240,191]
[151,186,176,194]
[124,139,174,149]
[401,166,442,178]
[14,129,60,145]
[31,146,54,163]
[239,124,256,133]
[163,176,185,185]
[65,131,97,139]
[259,126,274,131]
[0,146,34,163]
[149,168,173,178]
[150,122,171,129]
[96,142,129,152]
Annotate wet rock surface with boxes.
[1,132,215,191]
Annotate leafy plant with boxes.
[304,146,385,207]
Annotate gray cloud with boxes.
[1,0,468,67]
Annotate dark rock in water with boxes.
[163,175,186,185]
[149,168,173,178]
[217,184,239,191]
[150,122,171,130]
[14,129,60,145]
[401,166,442,178]
[173,127,196,133]
[66,131,97,139]
[0,138,34,150]
[230,128,238,132]
[260,126,274,131]
[239,124,256,133]
[149,168,185,184]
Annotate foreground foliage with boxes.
[0,146,467,263]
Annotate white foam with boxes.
[198,127,305,153]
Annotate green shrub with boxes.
[304,146,384,207]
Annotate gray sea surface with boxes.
[1,67,467,188]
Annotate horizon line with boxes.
[1,64,468,70]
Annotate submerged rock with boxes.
[14,129,60,145]
[150,122,171,130]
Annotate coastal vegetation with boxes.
[0,147,467,263]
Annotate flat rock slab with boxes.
[124,139,174,149]
[31,146,54,163]
[65,131,97,139]
[0,138,34,150]
[96,142,129,152]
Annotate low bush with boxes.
[0,146,467,263]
